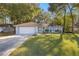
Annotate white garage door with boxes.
[18,27,38,35]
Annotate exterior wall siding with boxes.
[0,27,3,32]
[16,27,38,35]
[48,26,63,32]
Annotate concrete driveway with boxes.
[0,35,29,56]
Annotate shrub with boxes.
[52,39,79,56]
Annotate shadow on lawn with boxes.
[10,34,79,56]
[10,34,62,56]
[72,34,79,45]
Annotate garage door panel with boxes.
[19,27,36,34]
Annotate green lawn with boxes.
[10,34,79,56]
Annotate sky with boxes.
[39,3,49,12]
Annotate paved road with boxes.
[0,35,29,56]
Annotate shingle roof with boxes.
[15,22,38,27]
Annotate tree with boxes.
[0,3,41,24]
[48,3,78,40]
[33,10,53,33]
[48,3,77,33]
[0,4,11,24]
[9,3,41,24]
[48,3,67,33]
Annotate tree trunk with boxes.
[63,8,66,33]
[68,4,74,33]
[60,8,66,40]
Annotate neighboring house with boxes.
[48,25,63,33]
[0,16,14,33]
[0,24,14,32]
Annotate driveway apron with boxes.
[0,35,29,56]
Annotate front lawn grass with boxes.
[10,33,79,56]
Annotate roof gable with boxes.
[15,22,38,27]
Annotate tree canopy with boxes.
[48,3,79,33]
[0,3,41,24]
